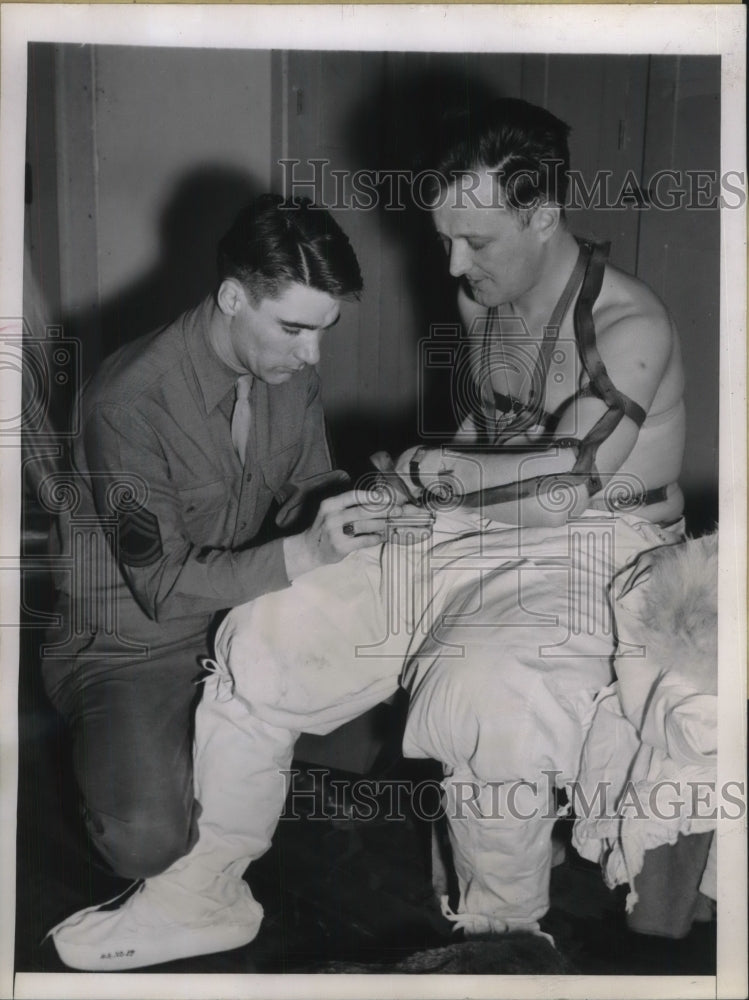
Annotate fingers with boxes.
[341,527,389,551]
[369,450,395,473]
[312,500,392,556]
[337,512,391,543]
[393,445,420,478]
[392,446,430,501]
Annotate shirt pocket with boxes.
[259,442,299,499]
[177,479,231,543]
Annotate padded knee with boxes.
[85,801,198,880]
[405,644,582,782]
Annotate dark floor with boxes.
[15,570,717,978]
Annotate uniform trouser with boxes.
[43,641,206,879]
[150,512,683,924]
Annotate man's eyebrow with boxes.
[279,313,341,330]
[435,229,489,241]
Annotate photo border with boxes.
[1,5,745,1000]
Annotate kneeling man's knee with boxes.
[85,804,198,880]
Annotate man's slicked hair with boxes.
[426,98,571,222]
[218,194,363,302]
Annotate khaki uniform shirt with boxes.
[47,297,333,673]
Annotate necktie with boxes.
[230,374,253,463]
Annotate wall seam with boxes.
[90,49,102,318]
[634,55,652,280]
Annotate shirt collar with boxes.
[184,297,245,414]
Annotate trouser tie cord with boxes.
[197,657,235,702]
[440,896,555,946]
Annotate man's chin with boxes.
[268,369,297,384]
[463,278,495,306]
[467,283,496,307]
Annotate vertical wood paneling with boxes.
[24,45,69,436]
[282,51,529,459]
[92,47,272,304]
[54,43,101,361]
[637,57,721,524]
[281,52,656,458]
[53,46,273,375]
[285,50,411,449]
[24,44,62,333]
[521,55,649,273]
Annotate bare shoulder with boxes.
[594,261,677,363]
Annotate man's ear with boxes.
[531,204,561,242]
[217,278,248,317]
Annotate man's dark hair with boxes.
[218,194,363,302]
[425,98,571,223]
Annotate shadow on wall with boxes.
[341,55,503,206]
[339,61,507,441]
[76,165,262,379]
[340,57,506,293]
[326,407,421,482]
[682,486,719,539]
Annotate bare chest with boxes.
[483,311,585,419]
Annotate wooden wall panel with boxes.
[51,45,272,376]
[54,43,101,370]
[24,44,62,335]
[521,55,649,273]
[281,51,527,464]
[637,56,721,529]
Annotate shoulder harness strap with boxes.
[478,244,590,443]
[566,240,646,495]
[458,240,650,508]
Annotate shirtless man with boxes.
[394,100,684,528]
[50,98,686,968]
[389,98,687,932]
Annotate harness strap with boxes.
[573,242,647,430]
[569,241,648,494]
[457,239,654,509]
[459,474,669,511]
[480,242,590,442]
[577,382,647,428]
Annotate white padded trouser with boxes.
[153,511,681,927]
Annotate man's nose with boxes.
[448,239,471,277]
[295,331,321,366]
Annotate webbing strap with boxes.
[460,472,571,507]
[480,242,590,443]
[549,243,590,332]
[451,241,652,507]
[459,473,669,511]
[458,239,649,507]
[573,242,647,431]
[567,240,647,494]
[577,382,647,428]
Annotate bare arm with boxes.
[395,301,675,526]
